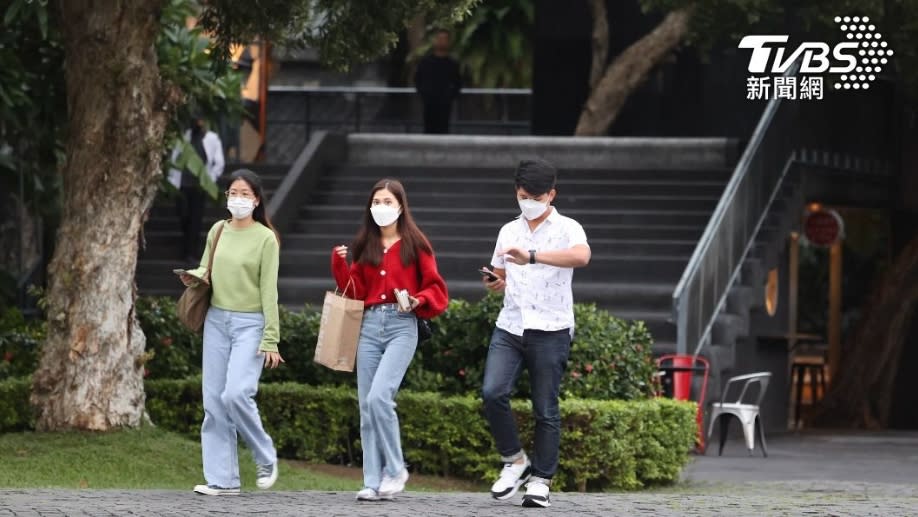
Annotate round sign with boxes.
[803,209,844,247]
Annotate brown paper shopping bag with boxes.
[314,281,364,372]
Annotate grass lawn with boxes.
[0,426,484,493]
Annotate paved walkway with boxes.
[3,432,918,516]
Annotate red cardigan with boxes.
[331,240,449,319]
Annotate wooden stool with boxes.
[791,355,827,429]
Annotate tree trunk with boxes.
[575,6,693,136]
[31,1,168,431]
[813,236,918,429]
[587,0,609,92]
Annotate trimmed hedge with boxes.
[146,378,694,490]
[0,376,695,490]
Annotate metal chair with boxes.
[707,372,771,457]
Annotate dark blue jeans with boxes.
[481,327,572,479]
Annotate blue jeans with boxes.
[201,307,277,488]
[356,304,418,490]
[481,327,572,480]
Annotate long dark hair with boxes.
[225,169,280,245]
[351,179,432,266]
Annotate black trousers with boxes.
[422,100,453,134]
[176,185,206,261]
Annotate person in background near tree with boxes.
[480,158,591,508]
[331,179,448,502]
[414,28,461,134]
[169,115,226,264]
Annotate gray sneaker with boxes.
[256,462,278,489]
[193,484,240,496]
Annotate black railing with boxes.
[264,86,531,162]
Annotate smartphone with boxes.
[394,288,412,311]
[478,267,499,282]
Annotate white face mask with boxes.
[227,196,256,220]
[370,204,401,227]
[519,198,549,220]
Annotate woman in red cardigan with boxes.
[331,178,448,501]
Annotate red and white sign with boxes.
[803,209,844,247]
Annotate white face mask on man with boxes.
[518,198,549,220]
[370,204,401,227]
[227,196,256,220]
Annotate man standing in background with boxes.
[414,28,462,134]
[168,115,225,264]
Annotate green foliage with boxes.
[157,0,242,199]
[451,0,534,88]
[198,0,481,70]
[0,376,31,432]
[131,294,657,401]
[144,379,697,490]
[0,308,44,381]
[0,0,65,218]
[135,297,203,380]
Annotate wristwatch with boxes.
[529,249,536,264]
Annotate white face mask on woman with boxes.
[518,198,549,220]
[370,204,401,227]
[227,196,256,220]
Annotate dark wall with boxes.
[531,0,592,135]
[532,0,764,138]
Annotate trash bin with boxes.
[656,354,711,453]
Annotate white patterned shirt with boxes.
[491,207,589,336]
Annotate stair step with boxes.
[317,176,727,197]
[304,190,719,211]
[327,165,733,182]
[298,206,713,226]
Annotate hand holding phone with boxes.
[478,267,499,282]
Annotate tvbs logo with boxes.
[739,16,893,94]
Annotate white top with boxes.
[167,130,225,188]
[491,207,589,336]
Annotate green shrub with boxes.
[0,377,32,431]
[144,378,695,490]
[0,376,696,490]
[15,294,658,401]
[0,308,44,380]
[135,297,202,379]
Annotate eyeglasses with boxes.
[225,190,256,199]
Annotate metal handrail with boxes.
[672,63,801,356]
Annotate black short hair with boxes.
[433,27,450,36]
[514,158,557,196]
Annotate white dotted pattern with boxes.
[833,15,890,90]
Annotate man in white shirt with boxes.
[480,158,590,508]
[168,117,225,263]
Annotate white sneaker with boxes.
[522,478,551,508]
[490,456,531,500]
[255,462,278,489]
[378,469,409,496]
[356,487,394,501]
[193,484,241,496]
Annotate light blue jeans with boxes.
[201,306,277,488]
[357,303,418,490]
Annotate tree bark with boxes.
[31,1,168,431]
[575,6,693,136]
[813,236,918,429]
[587,0,609,92]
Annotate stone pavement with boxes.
[3,432,918,516]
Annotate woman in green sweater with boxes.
[179,169,284,496]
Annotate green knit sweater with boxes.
[190,220,280,352]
